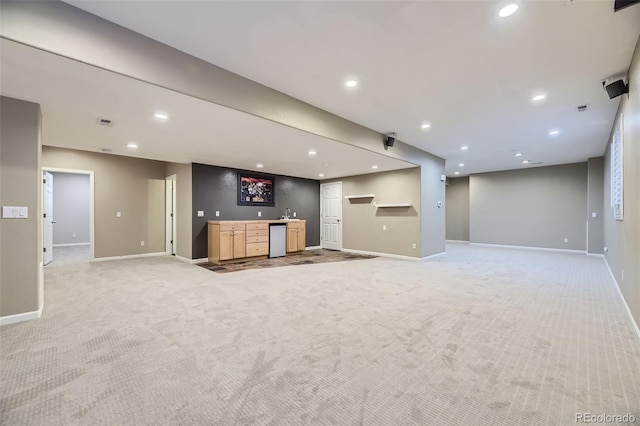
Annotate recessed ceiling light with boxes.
[461,146,469,151]
[531,94,546,102]
[498,3,519,18]
[308,149,317,156]
[548,130,560,136]
[371,165,379,169]
[421,123,431,129]
[318,173,325,178]
[154,112,169,120]
[256,163,264,169]
[514,152,523,157]
[454,171,460,175]
[522,159,530,164]
[458,163,465,167]
[126,142,138,149]
[345,80,358,88]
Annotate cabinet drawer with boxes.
[287,222,305,229]
[246,235,269,243]
[246,242,269,256]
[220,223,245,232]
[246,229,268,237]
[246,223,268,231]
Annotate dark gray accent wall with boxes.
[192,163,320,259]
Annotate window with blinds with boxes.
[610,115,623,221]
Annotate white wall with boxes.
[51,172,90,245]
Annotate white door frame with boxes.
[165,174,177,255]
[43,171,54,266]
[320,181,343,250]
[42,167,95,262]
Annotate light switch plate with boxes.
[2,206,28,218]
[116,211,122,218]
[258,211,261,217]
[215,211,220,217]
[197,211,204,217]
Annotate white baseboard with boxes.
[469,242,587,254]
[587,253,605,257]
[306,246,322,250]
[446,240,469,244]
[175,256,208,264]
[92,252,166,262]
[602,257,640,342]
[1,304,43,326]
[53,243,90,247]
[342,248,444,262]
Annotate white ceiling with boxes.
[64,0,640,176]
[0,39,415,180]
[2,2,638,178]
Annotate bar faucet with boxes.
[284,207,291,219]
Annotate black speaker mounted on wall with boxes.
[605,79,629,99]
[384,132,397,148]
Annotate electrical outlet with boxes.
[215,211,220,217]
[412,243,417,249]
[293,212,297,217]
[604,247,608,252]
[563,238,569,243]
[592,212,597,218]
[116,211,122,218]
[383,225,387,231]
[72,233,76,238]
[140,241,145,247]
[258,211,261,217]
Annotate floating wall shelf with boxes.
[344,194,375,199]
[373,202,413,208]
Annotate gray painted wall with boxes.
[445,177,470,241]
[587,158,604,254]
[603,35,639,329]
[51,172,90,245]
[1,0,446,260]
[43,147,166,259]
[327,168,422,258]
[1,96,42,317]
[191,163,320,259]
[470,163,588,250]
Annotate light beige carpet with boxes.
[1,244,639,425]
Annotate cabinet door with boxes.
[296,226,306,252]
[219,231,234,260]
[233,230,246,258]
[287,227,298,252]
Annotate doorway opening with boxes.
[42,168,95,266]
[320,181,343,250]
[166,174,177,256]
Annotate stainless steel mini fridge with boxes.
[269,223,287,258]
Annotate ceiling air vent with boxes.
[96,117,114,127]
[576,104,589,112]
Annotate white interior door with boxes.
[320,182,342,250]
[43,171,54,265]
[165,175,177,255]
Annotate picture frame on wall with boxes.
[237,173,275,206]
